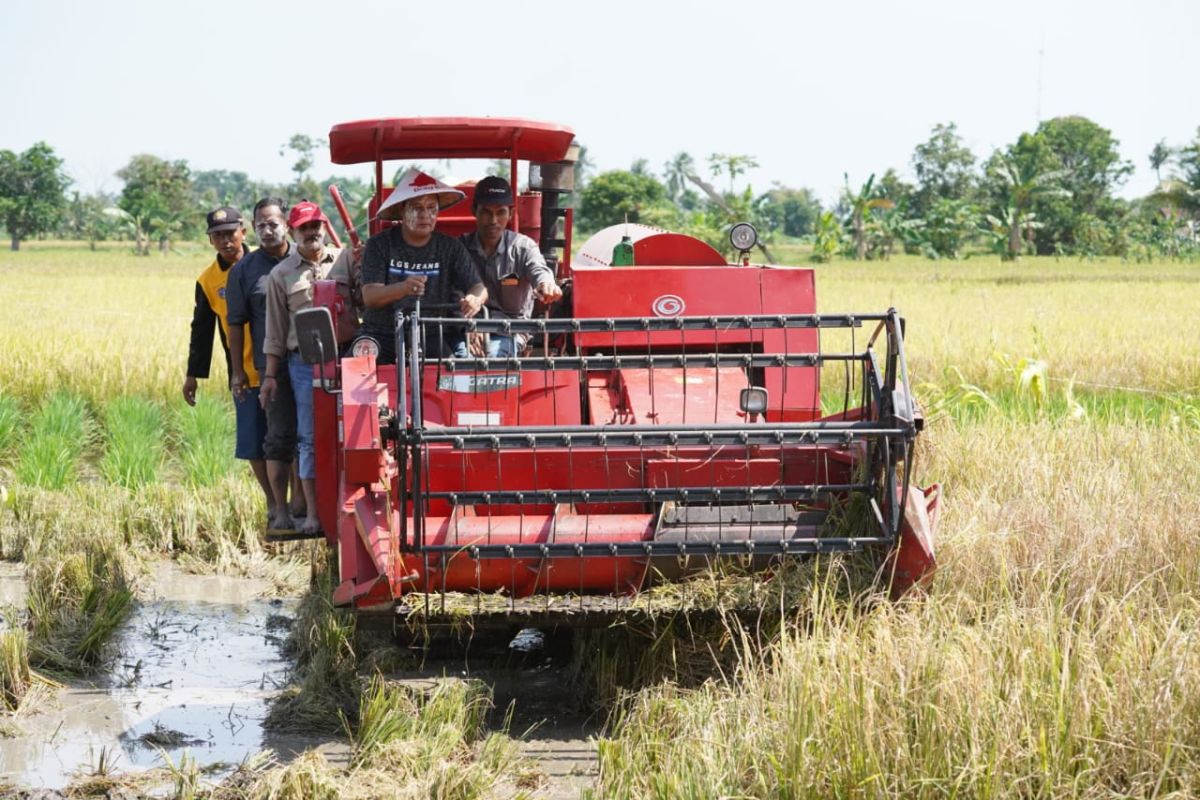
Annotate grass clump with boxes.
[227,678,527,800]
[99,395,164,489]
[25,539,133,675]
[173,395,235,488]
[0,628,32,711]
[14,392,92,490]
[0,394,21,459]
[350,674,492,769]
[265,563,359,732]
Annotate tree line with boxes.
[0,135,370,254]
[574,117,1200,262]
[2,117,1199,261]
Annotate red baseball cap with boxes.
[288,200,329,228]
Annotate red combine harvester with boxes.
[298,117,939,628]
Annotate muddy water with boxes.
[0,565,301,791]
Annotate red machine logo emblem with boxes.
[652,294,685,317]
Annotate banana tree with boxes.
[989,158,1069,259]
[843,174,894,260]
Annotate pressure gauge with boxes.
[729,222,758,253]
[351,336,380,359]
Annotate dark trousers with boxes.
[262,363,296,462]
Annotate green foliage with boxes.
[918,197,979,259]
[15,393,91,490]
[0,142,71,250]
[912,123,978,218]
[191,169,272,216]
[58,191,119,249]
[757,184,822,237]
[985,154,1069,259]
[842,173,895,260]
[172,395,234,488]
[99,395,164,490]
[1000,117,1133,255]
[576,169,669,232]
[809,211,845,263]
[0,393,21,459]
[116,154,195,255]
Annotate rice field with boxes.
[0,243,1198,797]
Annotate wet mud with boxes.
[0,566,304,791]
[1,563,601,797]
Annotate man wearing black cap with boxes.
[460,176,562,357]
[183,206,272,515]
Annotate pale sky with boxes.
[2,0,1196,206]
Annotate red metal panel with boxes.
[401,367,581,428]
[572,266,763,349]
[341,356,385,485]
[403,513,653,596]
[329,117,574,164]
[646,458,784,489]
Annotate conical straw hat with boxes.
[376,168,466,221]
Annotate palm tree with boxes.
[663,152,695,204]
[1149,140,1172,185]
[989,158,1070,259]
[843,174,894,260]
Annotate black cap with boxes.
[473,176,513,208]
[206,206,244,233]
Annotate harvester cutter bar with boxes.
[434,353,854,371]
[412,537,893,559]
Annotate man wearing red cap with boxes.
[358,168,486,363]
[260,200,352,534]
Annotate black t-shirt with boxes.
[359,228,480,340]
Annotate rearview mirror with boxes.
[295,307,337,366]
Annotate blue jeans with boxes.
[452,335,518,358]
[287,353,315,480]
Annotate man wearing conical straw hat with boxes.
[358,168,487,363]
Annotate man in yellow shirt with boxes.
[183,206,273,518]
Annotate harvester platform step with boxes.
[265,527,324,542]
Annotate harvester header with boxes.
[306,116,938,628]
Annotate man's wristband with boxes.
[264,374,276,380]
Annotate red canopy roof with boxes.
[328,117,575,165]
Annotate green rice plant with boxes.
[172,395,235,488]
[99,395,165,490]
[14,392,92,489]
[25,537,134,675]
[0,394,21,460]
[0,627,32,711]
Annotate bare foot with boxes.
[298,516,321,536]
[269,510,295,531]
[289,505,308,519]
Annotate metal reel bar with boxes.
[420,313,880,335]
